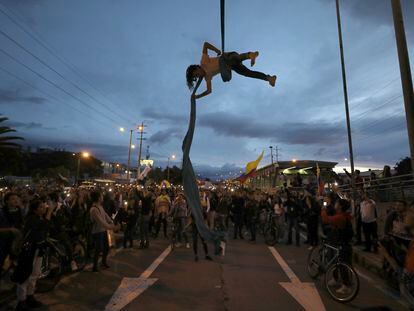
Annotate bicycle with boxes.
[36,233,86,293]
[307,239,360,303]
[264,212,284,246]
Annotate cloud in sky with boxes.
[0,89,46,105]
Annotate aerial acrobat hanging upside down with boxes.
[186,42,277,99]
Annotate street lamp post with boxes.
[167,154,176,181]
[335,0,356,200]
[120,127,137,182]
[269,146,274,187]
[137,123,145,179]
[75,152,90,185]
[127,129,133,181]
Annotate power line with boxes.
[354,108,404,134]
[350,77,399,111]
[0,26,130,125]
[0,48,120,125]
[0,65,114,129]
[351,93,402,123]
[0,4,136,126]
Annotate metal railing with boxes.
[337,174,414,202]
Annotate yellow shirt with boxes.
[200,53,220,81]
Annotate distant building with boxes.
[250,160,337,190]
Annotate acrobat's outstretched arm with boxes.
[203,42,221,55]
[194,79,212,100]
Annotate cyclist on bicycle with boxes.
[321,198,354,295]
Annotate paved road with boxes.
[2,235,410,311]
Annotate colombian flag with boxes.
[236,151,264,184]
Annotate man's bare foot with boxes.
[268,75,277,87]
[250,51,259,67]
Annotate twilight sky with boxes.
[0,0,413,176]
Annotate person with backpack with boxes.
[321,198,354,295]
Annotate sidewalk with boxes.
[352,245,383,275]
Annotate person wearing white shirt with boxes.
[360,193,378,252]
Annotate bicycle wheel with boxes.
[264,226,278,246]
[72,240,87,271]
[324,262,359,303]
[36,250,63,293]
[307,245,323,279]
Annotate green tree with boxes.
[0,117,23,150]
[395,157,412,175]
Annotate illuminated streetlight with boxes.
[167,154,176,180]
[292,159,297,163]
[119,127,125,132]
[76,151,91,184]
[131,144,136,149]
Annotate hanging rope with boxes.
[220,0,225,52]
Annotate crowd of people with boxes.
[1,182,414,309]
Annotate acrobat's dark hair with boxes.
[186,65,200,90]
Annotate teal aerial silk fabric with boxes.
[182,78,223,249]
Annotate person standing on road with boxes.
[190,214,213,262]
[360,193,378,253]
[13,197,55,311]
[0,192,24,272]
[322,194,336,237]
[286,193,302,247]
[170,193,190,248]
[245,192,259,242]
[90,190,118,272]
[231,191,245,240]
[154,189,171,239]
[304,195,320,250]
[139,189,153,249]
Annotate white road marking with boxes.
[269,246,326,311]
[105,245,172,311]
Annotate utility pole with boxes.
[137,122,146,179]
[126,129,133,182]
[269,146,274,188]
[269,146,274,165]
[335,0,356,198]
[275,146,280,163]
[76,156,81,185]
[391,0,414,174]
